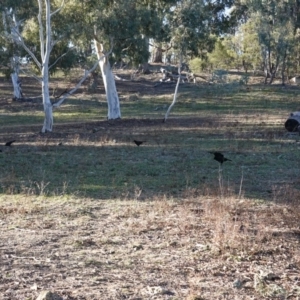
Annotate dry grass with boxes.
[1,191,300,299]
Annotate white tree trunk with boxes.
[40,0,54,133]
[10,56,23,100]
[164,54,182,122]
[94,40,121,119]
[3,12,23,100]
[41,65,53,132]
[11,72,22,100]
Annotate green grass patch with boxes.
[0,77,299,202]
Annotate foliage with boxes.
[207,20,262,72]
[187,0,300,79]
[84,0,177,67]
[0,0,36,77]
[240,0,300,83]
[234,19,262,71]
[167,0,216,57]
[0,0,244,74]
[207,38,234,70]
[0,43,13,79]
[189,57,210,73]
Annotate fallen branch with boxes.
[188,73,212,83]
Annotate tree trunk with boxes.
[263,63,269,84]
[3,12,23,100]
[40,0,54,133]
[262,51,280,85]
[242,59,248,74]
[94,40,121,119]
[269,72,275,84]
[163,54,182,122]
[152,46,163,63]
[281,47,288,85]
[41,66,53,133]
[137,62,150,74]
[262,50,270,84]
[10,63,23,100]
[138,37,150,74]
[269,60,280,85]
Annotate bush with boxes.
[189,57,209,73]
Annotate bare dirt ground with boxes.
[1,195,300,300]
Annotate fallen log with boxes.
[188,73,212,84]
[160,68,188,82]
[285,112,300,132]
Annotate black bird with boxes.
[209,151,231,164]
[5,140,15,147]
[133,140,145,146]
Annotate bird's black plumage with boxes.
[209,151,231,164]
[5,140,15,146]
[133,140,145,146]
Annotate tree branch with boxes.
[2,11,8,33]
[94,27,114,56]
[50,0,65,17]
[13,35,42,70]
[3,12,42,71]
[52,59,101,107]
[53,32,115,108]
[149,42,172,52]
[37,0,45,62]
[49,47,74,70]
[20,68,42,83]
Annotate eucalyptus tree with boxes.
[0,12,23,99]
[211,20,262,72]
[241,0,299,84]
[2,0,103,132]
[207,38,235,70]
[163,0,232,121]
[147,0,177,64]
[0,0,34,100]
[233,19,262,72]
[80,0,176,119]
[1,0,183,127]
